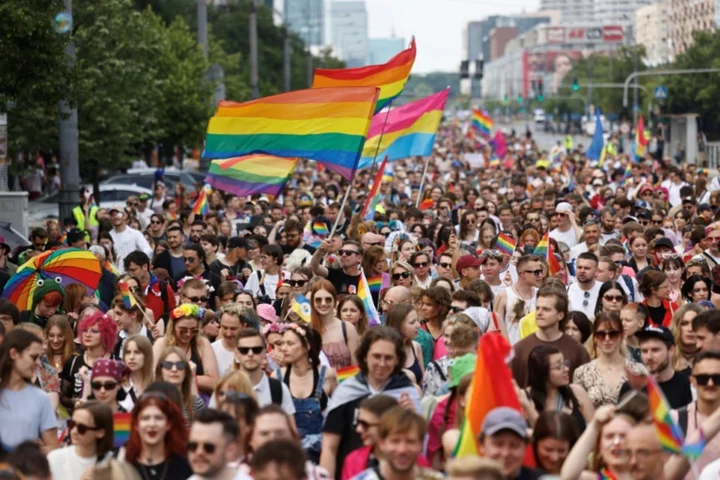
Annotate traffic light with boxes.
[474,59,484,80]
[537,79,544,102]
[460,60,469,80]
[572,77,579,91]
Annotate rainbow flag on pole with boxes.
[495,232,517,256]
[113,412,132,448]
[534,232,549,257]
[357,89,450,169]
[361,156,389,220]
[192,184,211,216]
[634,115,649,161]
[313,39,416,114]
[118,280,137,310]
[472,109,493,135]
[358,269,381,326]
[205,155,297,198]
[337,365,360,383]
[203,87,379,180]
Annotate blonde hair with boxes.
[15,322,44,341]
[214,370,257,401]
[446,456,504,480]
[44,315,75,367]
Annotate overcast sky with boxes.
[364,0,541,73]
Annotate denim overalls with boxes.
[277,365,326,462]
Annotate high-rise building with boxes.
[594,0,655,27]
[635,1,672,65]
[368,37,406,64]
[670,0,717,54]
[540,0,594,22]
[285,0,326,47]
[329,1,368,67]
[464,14,552,62]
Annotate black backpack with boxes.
[268,377,283,405]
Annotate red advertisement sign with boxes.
[603,25,624,42]
[546,27,566,43]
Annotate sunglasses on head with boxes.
[595,329,621,340]
[161,360,187,370]
[238,346,264,355]
[287,279,308,287]
[392,271,411,280]
[694,373,720,386]
[67,419,100,435]
[91,380,118,391]
[187,441,217,455]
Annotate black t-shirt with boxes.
[327,268,361,296]
[131,453,192,480]
[208,258,248,283]
[646,304,667,327]
[281,244,317,256]
[619,370,693,409]
[323,395,367,480]
[61,353,119,401]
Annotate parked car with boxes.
[28,184,152,228]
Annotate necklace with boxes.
[138,459,169,480]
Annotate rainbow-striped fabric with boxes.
[472,109,493,135]
[205,155,297,198]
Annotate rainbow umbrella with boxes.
[2,248,102,311]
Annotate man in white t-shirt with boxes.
[693,223,720,269]
[245,244,288,302]
[569,220,600,260]
[211,305,245,375]
[109,207,152,274]
[550,202,581,249]
[568,252,602,319]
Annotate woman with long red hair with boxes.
[309,279,359,369]
[125,392,192,480]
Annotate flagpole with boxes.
[330,183,352,237]
[415,156,431,207]
[368,101,393,180]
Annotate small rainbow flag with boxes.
[472,108,493,136]
[495,233,517,256]
[291,294,311,323]
[548,244,563,277]
[113,412,132,448]
[192,185,210,216]
[313,38,416,114]
[367,274,383,293]
[362,155,388,221]
[337,365,360,383]
[634,115,649,161]
[418,198,434,210]
[58,233,67,245]
[533,232,549,257]
[489,157,500,168]
[599,468,618,480]
[118,280,137,309]
[358,269,381,326]
[312,221,329,236]
[550,146,562,165]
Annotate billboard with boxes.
[603,25,625,42]
[526,50,583,93]
[546,27,566,43]
[544,25,624,44]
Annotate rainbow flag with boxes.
[472,108,493,135]
[203,87,379,180]
[312,221,329,236]
[453,333,522,457]
[367,274,383,294]
[418,198,434,210]
[118,280,137,309]
[358,269,381,326]
[548,244,563,277]
[550,145,562,165]
[113,412,132,448]
[192,185,210,216]
[58,233,67,245]
[361,156,389,221]
[489,157,500,168]
[357,89,449,169]
[634,115,649,161]
[495,233,517,256]
[599,468,618,480]
[534,232,549,257]
[337,365,360,383]
[313,38,416,114]
[291,294,311,323]
[205,155,297,198]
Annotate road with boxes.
[499,119,591,152]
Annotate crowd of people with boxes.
[2,123,720,480]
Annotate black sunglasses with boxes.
[185,296,208,303]
[91,381,118,391]
[238,346,264,355]
[161,360,187,370]
[339,249,359,256]
[694,374,720,386]
[392,271,411,280]
[450,306,464,313]
[287,279,308,287]
[414,262,428,268]
[187,441,217,454]
[439,262,452,269]
[68,419,101,435]
[595,330,622,340]
[184,257,198,263]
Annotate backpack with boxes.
[158,280,170,321]
[678,405,689,436]
[620,274,636,302]
[268,377,283,405]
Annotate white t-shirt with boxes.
[48,446,100,480]
[110,226,153,274]
[212,340,237,376]
[244,270,290,301]
[253,374,296,416]
[700,458,720,479]
[569,242,589,260]
[550,227,578,249]
[567,280,602,319]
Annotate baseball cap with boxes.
[456,254,482,272]
[653,237,674,250]
[635,325,674,345]
[227,237,248,250]
[138,193,151,202]
[682,196,697,205]
[109,206,125,216]
[555,202,572,214]
[481,407,528,440]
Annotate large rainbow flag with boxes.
[357,89,449,169]
[313,39,416,114]
[205,155,297,198]
[472,109,493,135]
[453,333,522,457]
[203,87,379,180]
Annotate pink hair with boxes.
[77,311,119,354]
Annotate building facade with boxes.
[635,1,673,65]
[540,0,595,23]
[670,0,717,54]
[329,0,368,67]
[284,0,326,47]
[368,37,406,64]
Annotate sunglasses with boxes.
[595,330,622,340]
[91,381,118,391]
[151,220,162,225]
[392,271,411,280]
[287,279,308,287]
[603,295,624,303]
[187,441,217,455]
[185,296,208,303]
[161,360,187,370]
[522,269,543,277]
[450,306,464,313]
[439,262,452,269]
[68,419,101,435]
[414,262,428,268]
[339,249,359,257]
[238,346,264,355]
[693,373,720,386]
[314,297,333,305]
[184,257,198,263]
[356,419,378,430]
[177,327,199,336]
